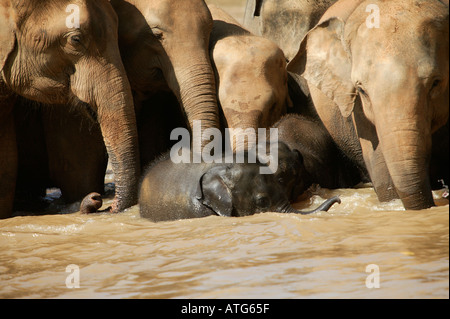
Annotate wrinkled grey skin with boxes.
[273,115,365,201]
[243,0,337,62]
[136,153,340,222]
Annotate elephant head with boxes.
[288,0,449,209]
[196,162,340,217]
[208,4,290,153]
[110,0,220,146]
[257,141,308,201]
[0,0,140,213]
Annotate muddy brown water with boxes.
[1,0,448,300]
[1,185,448,298]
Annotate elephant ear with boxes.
[195,166,233,217]
[287,17,356,118]
[0,0,16,74]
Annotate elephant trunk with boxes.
[376,118,434,210]
[227,119,259,153]
[279,196,341,215]
[70,54,141,213]
[166,59,220,147]
[94,67,140,212]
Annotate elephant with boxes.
[208,4,290,152]
[13,97,108,212]
[133,153,340,222]
[243,0,338,62]
[110,0,221,151]
[273,114,366,201]
[0,0,140,218]
[9,0,294,216]
[113,1,292,167]
[287,0,449,210]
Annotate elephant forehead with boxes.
[142,6,167,27]
[352,0,447,55]
[26,0,90,27]
[230,164,269,185]
[22,0,113,47]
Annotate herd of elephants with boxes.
[0,0,448,221]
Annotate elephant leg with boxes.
[14,100,50,211]
[0,98,18,219]
[430,120,449,189]
[43,106,108,204]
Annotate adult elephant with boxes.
[110,0,220,151]
[208,4,289,152]
[243,0,337,62]
[288,0,449,210]
[0,0,140,218]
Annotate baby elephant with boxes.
[274,114,366,200]
[81,153,341,221]
[137,153,340,222]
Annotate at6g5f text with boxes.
[223,303,269,314]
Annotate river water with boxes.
[1,185,448,299]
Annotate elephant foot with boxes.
[80,192,103,214]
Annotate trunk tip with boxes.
[331,196,341,205]
[80,192,103,214]
[315,195,341,213]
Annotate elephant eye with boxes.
[71,35,81,43]
[357,86,368,96]
[255,194,271,208]
[430,78,442,99]
[62,32,86,54]
[69,34,84,47]
[431,79,441,88]
[150,27,164,40]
